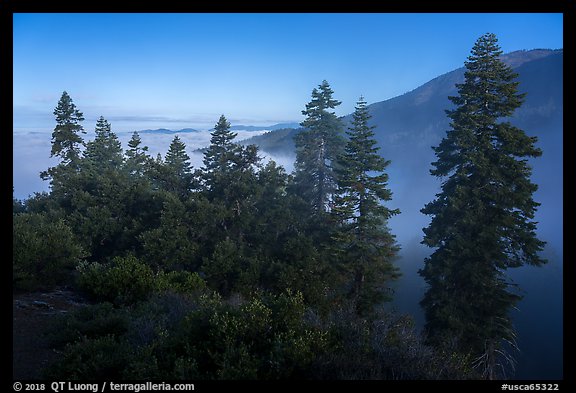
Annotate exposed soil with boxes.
[12,288,88,380]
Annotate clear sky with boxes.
[13,13,563,133]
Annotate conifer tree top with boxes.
[419,33,546,373]
[50,91,86,165]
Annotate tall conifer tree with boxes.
[293,80,345,215]
[84,116,123,170]
[163,135,194,197]
[203,115,239,179]
[419,33,546,379]
[49,91,86,166]
[125,131,151,177]
[41,91,86,192]
[333,96,400,315]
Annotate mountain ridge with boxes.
[244,48,562,164]
[134,122,301,135]
[138,128,199,135]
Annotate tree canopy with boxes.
[12,41,547,379]
[292,80,345,216]
[419,33,546,379]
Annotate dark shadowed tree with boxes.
[40,91,86,202]
[72,117,126,260]
[116,131,163,255]
[47,91,86,166]
[164,135,194,197]
[124,131,152,177]
[292,80,345,216]
[201,114,261,214]
[332,96,400,315]
[83,116,123,170]
[419,33,546,379]
[140,192,200,271]
[202,115,240,191]
[199,115,263,294]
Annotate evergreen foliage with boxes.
[332,97,400,315]
[13,213,85,290]
[40,91,87,207]
[419,33,546,379]
[125,131,152,177]
[292,80,345,215]
[12,58,535,378]
[47,91,86,166]
[162,136,194,197]
[84,116,123,170]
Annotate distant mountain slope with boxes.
[245,48,563,247]
[240,128,299,153]
[136,122,301,135]
[139,128,199,134]
[245,49,562,168]
[351,49,563,172]
[231,122,300,131]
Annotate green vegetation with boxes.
[292,80,345,216]
[43,291,477,380]
[331,97,400,316]
[420,33,546,379]
[13,212,85,290]
[12,33,545,380]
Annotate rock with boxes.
[31,300,53,309]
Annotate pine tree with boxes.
[165,136,192,175]
[48,91,86,166]
[125,131,151,177]
[40,91,86,193]
[419,33,546,379]
[197,115,263,290]
[70,117,126,260]
[83,116,123,170]
[164,135,194,196]
[202,115,261,200]
[202,115,239,182]
[333,96,400,315]
[147,135,195,198]
[292,80,345,215]
[119,132,160,254]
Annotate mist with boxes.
[12,128,269,200]
[244,126,563,380]
[12,121,563,380]
[12,49,563,380]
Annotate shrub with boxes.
[309,306,477,379]
[45,290,329,380]
[77,255,154,305]
[155,270,206,294]
[162,290,329,379]
[44,291,476,380]
[43,335,131,380]
[13,213,85,290]
[45,302,128,348]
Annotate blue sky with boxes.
[11,13,565,379]
[13,13,563,133]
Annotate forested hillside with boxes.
[13,35,553,380]
[13,88,475,380]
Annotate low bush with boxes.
[45,290,329,380]
[310,305,478,379]
[44,291,477,380]
[155,270,206,294]
[76,255,154,305]
[13,213,85,290]
[43,335,131,380]
[77,256,208,305]
[45,302,128,348]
